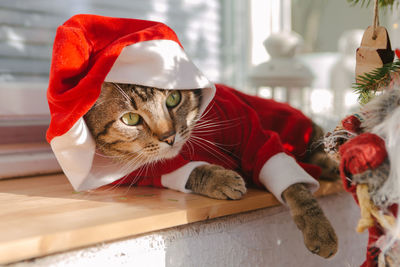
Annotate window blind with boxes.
[0,0,221,83]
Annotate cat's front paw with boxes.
[294,212,338,258]
[186,164,247,200]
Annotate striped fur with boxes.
[84,82,202,167]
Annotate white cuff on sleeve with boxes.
[161,161,208,193]
[259,153,320,203]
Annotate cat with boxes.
[84,82,339,258]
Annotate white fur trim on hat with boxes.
[104,39,215,115]
[259,152,320,203]
[50,118,132,191]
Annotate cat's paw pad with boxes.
[294,214,338,258]
[207,169,247,200]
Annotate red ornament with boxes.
[339,133,387,176]
[395,48,400,59]
[342,115,362,133]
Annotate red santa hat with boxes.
[47,14,215,191]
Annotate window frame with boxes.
[0,81,61,178]
[0,0,248,179]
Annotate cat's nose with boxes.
[159,132,176,146]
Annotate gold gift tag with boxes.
[355,26,394,86]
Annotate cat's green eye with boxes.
[166,91,181,108]
[121,112,140,126]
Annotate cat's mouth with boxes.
[159,134,187,159]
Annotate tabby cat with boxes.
[84,82,338,258]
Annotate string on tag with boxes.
[372,0,379,40]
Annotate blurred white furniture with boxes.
[249,31,314,109]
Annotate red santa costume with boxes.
[47,14,319,203]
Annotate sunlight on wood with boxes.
[0,174,343,264]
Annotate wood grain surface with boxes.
[0,174,343,264]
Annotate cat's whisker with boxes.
[92,97,130,107]
[121,153,147,173]
[192,118,243,134]
[188,141,195,158]
[193,117,243,128]
[191,124,226,130]
[182,138,195,159]
[184,139,198,159]
[187,138,233,166]
[196,101,215,121]
[190,124,239,136]
[194,120,229,127]
[122,163,146,195]
[191,134,241,148]
[110,151,146,178]
[92,142,139,160]
[195,103,246,127]
[192,126,229,132]
[104,154,147,194]
[144,155,159,179]
[191,134,241,155]
[121,152,165,195]
[94,151,126,159]
[91,147,148,172]
[188,136,237,166]
[190,129,228,136]
[190,135,228,153]
[112,83,132,103]
[195,116,243,124]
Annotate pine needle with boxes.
[353,60,400,104]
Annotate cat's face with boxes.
[84,82,202,166]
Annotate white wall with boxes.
[292,0,373,53]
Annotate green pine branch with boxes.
[353,60,400,104]
[347,0,397,8]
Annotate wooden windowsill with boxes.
[0,174,343,264]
